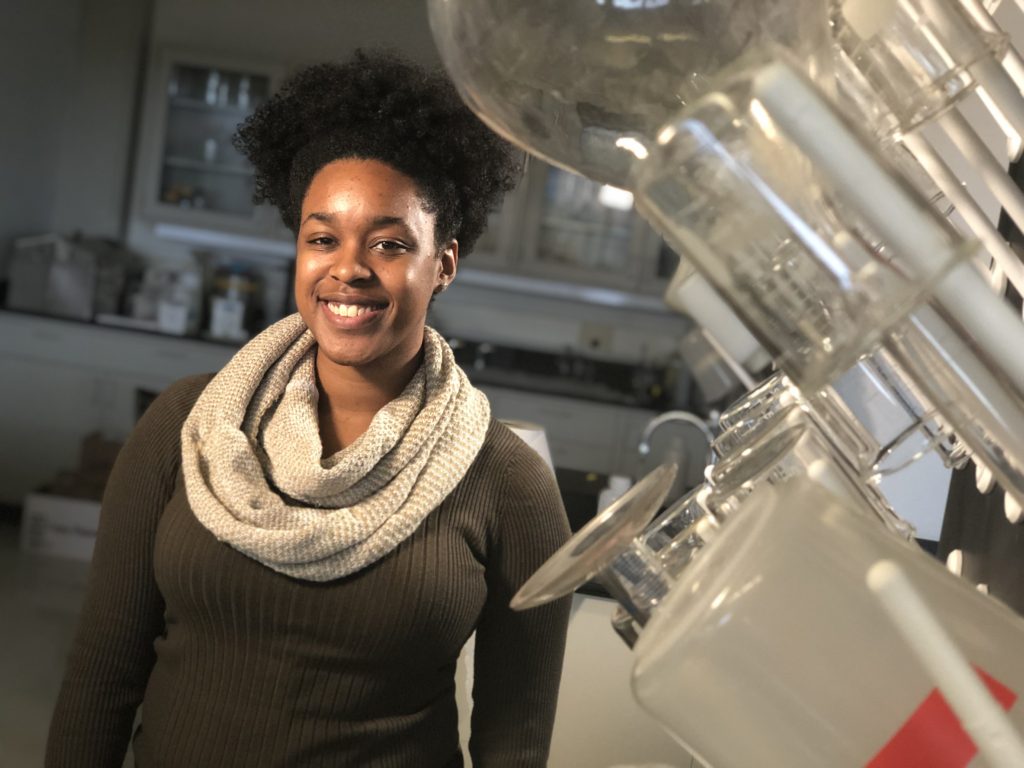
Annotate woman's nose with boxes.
[328,245,373,283]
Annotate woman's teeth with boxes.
[327,302,376,318]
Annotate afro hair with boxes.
[232,49,524,257]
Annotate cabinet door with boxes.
[519,160,657,289]
[133,49,282,236]
[462,178,529,271]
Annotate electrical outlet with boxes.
[579,322,614,353]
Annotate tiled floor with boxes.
[0,523,91,765]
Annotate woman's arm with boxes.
[469,446,573,767]
[45,375,208,767]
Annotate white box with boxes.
[19,494,101,562]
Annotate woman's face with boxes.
[294,158,457,374]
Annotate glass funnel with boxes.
[511,463,678,623]
[427,0,832,187]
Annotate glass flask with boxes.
[630,424,1024,767]
[426,0,832,188]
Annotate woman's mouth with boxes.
[319,299,387,328]
[326,301,378,318]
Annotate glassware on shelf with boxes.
[829,0,1024,294]
[534,166,636,272]
[632,60,1024,508]
[830,0,1007,132]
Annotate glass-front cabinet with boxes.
[133,49,282,237]
[465,184,529,270]
[516,160,667,293]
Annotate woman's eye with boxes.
[374,240,409,253]
[307,235,336,247]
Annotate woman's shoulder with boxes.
[469,419,563,509]
[468,419,570,556]
[143,373,216,429]
[476,419,548,476]
[110,373,217,488]
[127,373,215,458]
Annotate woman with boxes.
[46,51,572,767]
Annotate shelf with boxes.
[540,215,632,237]
[167,96,253,117]
[453,267,672,313]
[152,222,294,260]
[163,156,253,176]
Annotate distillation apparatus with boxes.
[429,1,1024,765]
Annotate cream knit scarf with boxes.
[181,313,491,582]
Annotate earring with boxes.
[434,281,448,295]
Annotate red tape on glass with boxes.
[867,666,1016,768]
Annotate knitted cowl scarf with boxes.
[181,313,491,582]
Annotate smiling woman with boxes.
[295,157,457,452]
[45,50,572,768]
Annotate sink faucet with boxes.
[638,411,716,467]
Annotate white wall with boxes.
[49,0,152,239]
[0,0,87,273]
[151,0,440,69]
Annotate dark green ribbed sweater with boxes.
[46,374,572,767]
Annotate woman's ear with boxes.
[435,239,459,295]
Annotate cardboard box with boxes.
[19,493,101,562]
